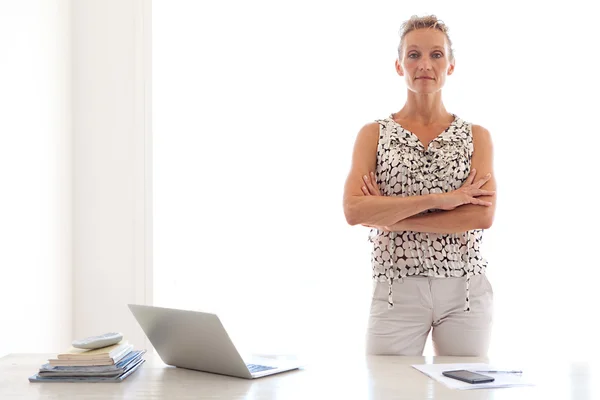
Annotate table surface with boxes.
[0,352,596,399]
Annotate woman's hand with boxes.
[438,168,496,211]
[361,172,382,196]
[360,172,391,231]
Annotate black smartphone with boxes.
[442,369,495,384]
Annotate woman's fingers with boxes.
[362,174,375,195]
[369,172,382,195]
[473,189,496,197]
[362,173,381,196]
[475,173,492,188]
[471,197,493,206]
[361,185,371,196]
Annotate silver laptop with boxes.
[128,304,301,379]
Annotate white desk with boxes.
[0,352,596,399]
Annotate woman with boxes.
[343,15,497,356]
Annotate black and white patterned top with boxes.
[369,114,488,312]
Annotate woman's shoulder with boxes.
[470,123,492,141]
[356,115,394,135]
[353,121,380,145]
[353,115,399,147]
[461,121,493,152]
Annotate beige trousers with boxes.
[365,274,493,356]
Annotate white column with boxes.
[72,0,151,350]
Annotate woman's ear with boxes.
[395,59,404,76]
[448,61,455,75]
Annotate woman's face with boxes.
[396,28,454,94]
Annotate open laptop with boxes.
[128,304,301,379]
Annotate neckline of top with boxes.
[386,113,459,150]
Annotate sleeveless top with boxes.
[368,114,488,312]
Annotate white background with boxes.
[2,0,598,363]
[153,0,600,361]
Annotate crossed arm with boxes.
[390,207,493,233]
[343,123,496,234]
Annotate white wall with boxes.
[71,0,151,350]
[153,0,600,362]
[0,0,72,357]
[0,0,150,357]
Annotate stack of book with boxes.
[29,340,146,382]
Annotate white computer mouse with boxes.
[71,332,124,349]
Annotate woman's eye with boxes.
[433,53,443,58]
[408,53,419,58]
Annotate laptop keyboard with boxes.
[246,364,276,373]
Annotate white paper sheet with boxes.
[411,363,535,390]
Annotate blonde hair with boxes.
[398,15,454,62]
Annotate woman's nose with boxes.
[418,61,432,71]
